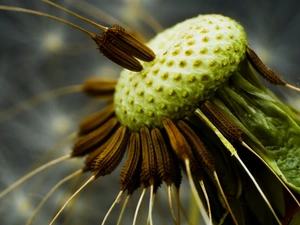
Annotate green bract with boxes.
[215,68,300,193]
[114,14,248,131]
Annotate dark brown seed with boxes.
[162,118,193,160]
[79,103,115,135]
[107,25,156,62]
[177,120,215,171]
[140,126,158,187]
[82,78,117,97]
[151,128,182,188]
[72,117,119,157]
[163,118,202,179]
[92,33,143,72]
[83,134,115,172]
[126,176,141,195]
[119,132,142,192]
[200,101,242,144]
[246,46,286,85]
[92,126,129,177]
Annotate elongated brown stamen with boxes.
[151,127,181,224]
[140,126,159,188]
[119,132,142,192]
[83,134,115,170]
[177,120,214,170]
[151,128,182,187]
[114,132,142,224]
[79,103,115,135]
[200,101,242,144]
[162,118,194,160]
[82,79,117,97]
[72,117,119,156]
[94,23,157,71]
[107,24,156,62]
[93,33,143,72]
[177,120,238,224]
[92,126,128,177]
[138,126,163,225]
[246,46,300,91]
[175,121,213,224]
[162,118,210,224]
[163,119,204,189]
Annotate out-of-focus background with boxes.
[0,0,299,225]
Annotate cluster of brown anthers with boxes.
[71,67,300,225]
[43,17,300,222]
[50,10,300,222]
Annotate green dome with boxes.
[114,14,248,131]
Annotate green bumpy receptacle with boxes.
[114,14,248,131]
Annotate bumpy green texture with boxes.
[114,14,248,131]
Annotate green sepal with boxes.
[216,63,300,193]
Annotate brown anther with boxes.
[92,24,156,72]
[82,79,117,97]
[72,117,119,157]
[200,101,242,144]
[107,25,156,62]
[163,118,203,180]
[92,33,143,72]
[79,103,115,135]
[83,134,115,172]
[119,132,142,192]
[246,46,286,85]
[151,128,182,187]
[140,126,159,188]
[162,118,193,160]
[177,120,215,171]
[92,126,129,177]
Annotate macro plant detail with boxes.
[0,1,300,225]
